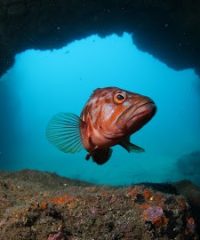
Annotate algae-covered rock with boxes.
[0,170,199,239]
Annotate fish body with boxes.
[46,87,156,164]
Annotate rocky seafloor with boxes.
[0,170,200,240]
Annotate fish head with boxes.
[81,87,156,148]
[115,89,157,135]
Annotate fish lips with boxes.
[119,101,157,133]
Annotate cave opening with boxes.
[0,32,200,185]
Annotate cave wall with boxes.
[0,0,200,77]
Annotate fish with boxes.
[46,87,156,164]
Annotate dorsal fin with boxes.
[46,113,83,153]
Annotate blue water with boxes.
[0,33,200,185]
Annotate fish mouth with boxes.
[132,101,156,120]
[118,101,156,133]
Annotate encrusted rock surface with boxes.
[0,0,200,77]
[0,170,199,240]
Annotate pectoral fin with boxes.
[46,112,83,153]
[119,139,144,153]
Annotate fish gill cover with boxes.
[0,33,200,186]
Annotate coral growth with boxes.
[143,206,164,224]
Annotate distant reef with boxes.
[0,0,200,77]
[0,169,200,239]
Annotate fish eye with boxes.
[114,92,126,104]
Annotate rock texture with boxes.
[0,170,199,240]
[0,0,200,77]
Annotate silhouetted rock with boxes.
[177,151,200,185]
[0,170,199,239]
[0,0,200,76]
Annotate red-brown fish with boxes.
[46,87,156,164]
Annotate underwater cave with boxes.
[0,32,200,185]
[1,1,200,239]
[0,0,200,185]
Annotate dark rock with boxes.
[0,0,200,77]
[134,193,145,204]
[174,180,200,237]
[0,170,199,239]
[176,151,200,185]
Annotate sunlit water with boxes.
[0,33,200,185]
